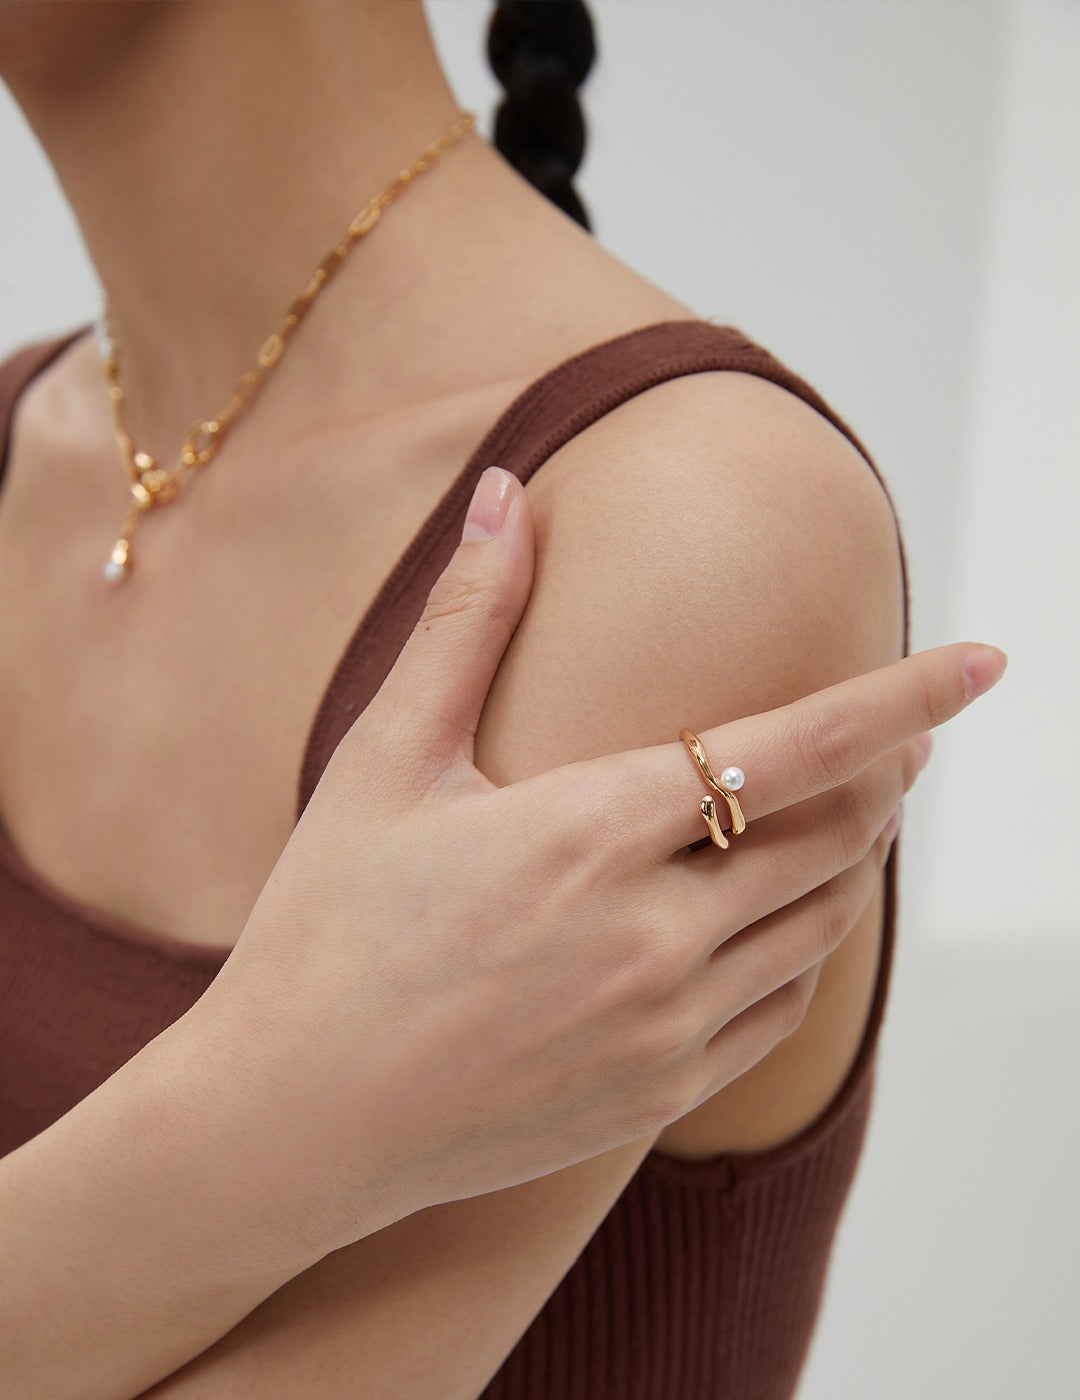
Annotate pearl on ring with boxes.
[720,766,745,791]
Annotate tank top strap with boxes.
[298,317,911,814]
[0,330,85,488]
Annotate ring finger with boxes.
[664,820,896,1117]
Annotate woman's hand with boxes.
[199,467,1006,1261]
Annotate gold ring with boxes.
[679,729,747,851]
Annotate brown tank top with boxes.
[0,320,910,1399]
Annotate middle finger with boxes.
[640,734,927,966]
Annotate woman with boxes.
[0,2,1005,1397]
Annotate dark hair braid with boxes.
[486,0,596,233]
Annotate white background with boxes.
[2,1,1077,1394]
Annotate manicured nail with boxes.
[462,466,513,541]
[962,645,1009,701]
[915,731,933,763]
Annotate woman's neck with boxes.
[5,0,488,453]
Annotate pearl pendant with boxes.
[103,540,130,584]
[720,766,745,791]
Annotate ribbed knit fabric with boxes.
[0,320,910,1399]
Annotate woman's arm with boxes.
[0,999,326,1399]
[141,368,908,1398]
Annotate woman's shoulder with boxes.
[466,220,897,563]
[469,230,908,757]
[471,299,906,1158]
[480,319,906,776]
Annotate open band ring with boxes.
[679,728,747,851]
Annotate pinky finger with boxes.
[688,966,821,1113]
[680,813,901,1112]
[691,800,901,1032]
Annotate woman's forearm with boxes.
[0,999,332,1400]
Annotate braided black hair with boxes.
[486,0,596,233]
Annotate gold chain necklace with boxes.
[94,110,476,584]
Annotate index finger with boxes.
[601,642,1007,857]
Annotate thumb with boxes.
[368,465,535,778]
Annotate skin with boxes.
[0,1,912,1393]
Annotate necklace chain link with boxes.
[94,110,476,583]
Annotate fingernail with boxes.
[962,645,1009,701]
[885,804,903,841]
[462,466,513,541]
[915,731,933,764]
